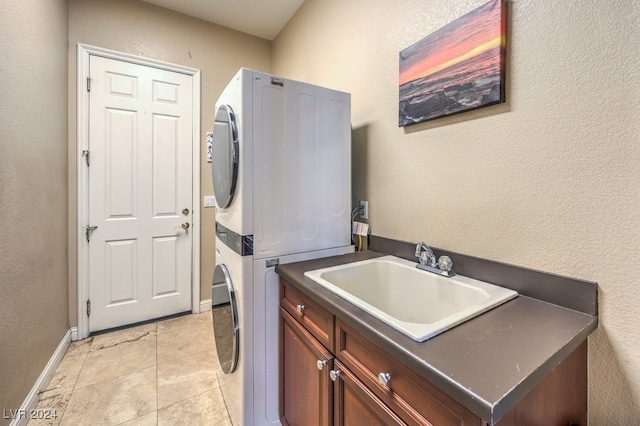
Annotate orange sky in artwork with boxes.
[399,1,504,86]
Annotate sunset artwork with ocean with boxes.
[399,0,506,126]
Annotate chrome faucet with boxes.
[415,242,455,277]
[415,242,437,268]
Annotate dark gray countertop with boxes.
[275,250,598,425]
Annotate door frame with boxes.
[76,44,202,340]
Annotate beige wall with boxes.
[273,0,640,422]
[0,0,69,420]
[67,0,272,324]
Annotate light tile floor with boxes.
[30,311,232,425]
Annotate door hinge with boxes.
[82,150,90,166]
[85,225,98,242]
[86,299,91,317]
[87,77,91,92]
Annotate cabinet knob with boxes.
[296,304,305,314]
[329,370,341,382]
[378,372,391,386]
[316,360,327,370]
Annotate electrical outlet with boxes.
[360,200,369,219]
[204,195,217,208]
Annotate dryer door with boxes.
[212,263,239,374]
[211,105,239,209]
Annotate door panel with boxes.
[152,236,179,296]
[106,108,136,218]
[152,115,180,216]
[88,55,193,332]
[105,240,136,304]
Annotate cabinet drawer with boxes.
[281,279,335,352]
[336,319,481,426]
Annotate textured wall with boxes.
[67,0,272,324]
[0,0,69,421]
[273,0,640,422]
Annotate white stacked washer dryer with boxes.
[210,68,353,426]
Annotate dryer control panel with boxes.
[216,221,253,256]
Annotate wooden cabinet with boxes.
[335,319,481,426]
[332,359,405,426]
[280,279,587,426]
[280,307,333,426]
[281,277,335,351]
[280,281,336,425]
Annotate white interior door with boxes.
[87,55,193,332]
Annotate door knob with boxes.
[316,360,327,371]
[181,222,190,230]
[329,370,341,382]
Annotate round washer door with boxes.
[211,105,239,209]
[212,264,239,374]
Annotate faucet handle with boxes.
[438,256,453,272]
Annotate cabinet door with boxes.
[281,308,333,426]
[332,360,406,426]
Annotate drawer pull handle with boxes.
[378,372,391,386]
[329,370,341,382]
[316,360,327,370]
[296,304,305,314]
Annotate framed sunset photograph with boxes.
[399,0,506,126]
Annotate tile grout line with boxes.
[111,322,160,426]
[71,357,158,391]
[72,325,159,425]
[58,338,92,426]
[40,314,214,425]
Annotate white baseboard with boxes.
[211,283,228,307]
[200,299,212,312]
[10,329,71,426]
[70,326,79,342]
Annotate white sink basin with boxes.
[304,255,517,342]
